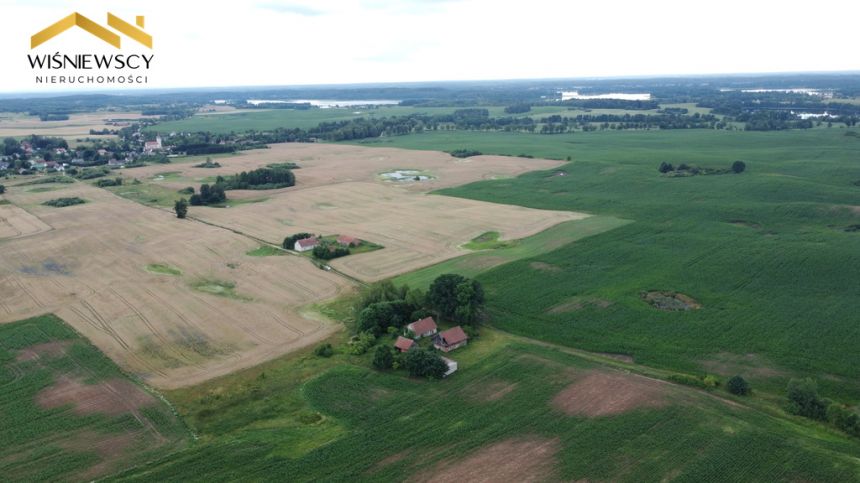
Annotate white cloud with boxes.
[0,0,857,93]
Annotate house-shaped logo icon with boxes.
[31,13,152,49]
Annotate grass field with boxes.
[109,328,860,482]
[393,216,630,290]
[0,315,187,481]
[356,128,860,402]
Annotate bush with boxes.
[372,345,394,370]
[346,331,375,355]
[732,160,747,173]
[0,184,5,194]
[668,373,718,389]
[658,161,674,173]
[76,167,109,180]
[827,404,860,437]
[357,300,414,336]
[178,186,194,195]
[787,378,829,421]
[314,343,334,358]
[727,375,751,395]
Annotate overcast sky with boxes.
[1,0,858,92]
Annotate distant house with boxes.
[294,237,319,252]
[21,141,33,154]
[440,357,458,377]
[45,161,58,170]
[71,158,86,165]
[0,162,10,170]
[407,317,438,339]
[394,336,415,353]
[143,136,163,154]
[97,148,108,156]
[55,147,67,155]
[336,235,361,247]
[433,326,469,352]
[30,160,46,171]
[108,159,124,167]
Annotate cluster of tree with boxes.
[37,113,70,121]
[448,149,482,158]
[75,167,110,180]
[786,378,860,438]
[42,197,85,207]
[561,98,660,110]
[539,112,723,132]
[312,241,350,260]
[373,345,447,378]
[428,274,485,324]
[658,160,746,176]
[504,103,531,114]
[89,128,118,135]
[738,111,814,131]
[188,183,227,206]
[282,232,314,249]
[267,162,300,170]
[216,167,295,190]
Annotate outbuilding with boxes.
[433,326,469,352]
[294,237,319,252]
[406,316,438,339]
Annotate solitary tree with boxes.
[174,198,188,219]
[727,375,751,396]
[732,160,747,174]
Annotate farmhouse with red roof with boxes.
[394,336,415,353]
[433,326,469,352]
[294,237,319,252]
[406,316,438,339]
[336,235,361,247]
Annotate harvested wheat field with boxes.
[0,182,350,389]
[0,202,53,239]
[411,437,560,483]
[552,370,671,417]
[0,111,153,142]
[122,142,567,196]
[193,181,586,281]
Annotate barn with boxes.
[406,316,438,339]
[294,237,319,252]
[433,326,469,352]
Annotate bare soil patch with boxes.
[529,261,561,272]
[60,430,137,481]
[641,291,701,311]
[700,352,787,379]
[36,375,156,416]
[467,380,518,402]
[411,437,560,483]
[552,371,670,417]
[547,297,612,314]
[16,341,71,362]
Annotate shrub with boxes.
[667,373,718,389]
[314,343,334,358]
[372,345,394,370]
[346,331,375,355]
[658,162,674,173]
[189,183,226,206]
[827,404,860,437]
[178,186,194,195]
[727,375,751,396]
[95,177,123,187]
[0,184,5,194]
[732,160,747,173]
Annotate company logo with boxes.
[27,12,154,86]
[31,12,152,49]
